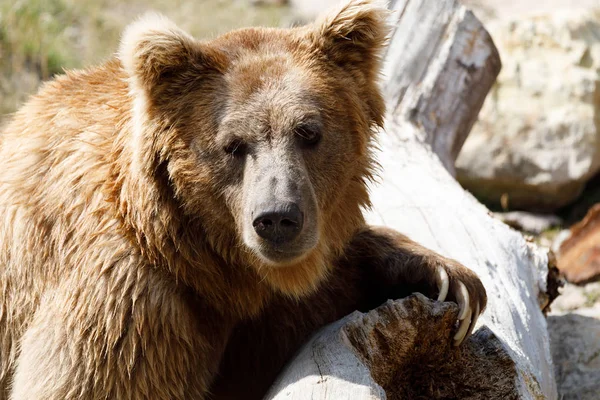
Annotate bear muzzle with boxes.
[252,202,304,245]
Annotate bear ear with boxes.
[309,0,391,70]
[119,14,223,93]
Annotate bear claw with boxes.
[456,281,470,321]
[436,267,483,346]
[454,302,472,346]
[436,267,449,302]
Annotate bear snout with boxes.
[252,202,304,245]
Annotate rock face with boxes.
[549,309,600,400]
[456,9,600,211]
[549,281,600,400]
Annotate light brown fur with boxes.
[0,1,486,399]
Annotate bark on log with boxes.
[266,0,558,399]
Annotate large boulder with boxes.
[549,282,600,400]
[456,9,600,211]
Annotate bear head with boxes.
[119,0,390,297]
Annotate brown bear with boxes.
[0,1,486,399]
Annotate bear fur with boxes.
[0,1,486,399]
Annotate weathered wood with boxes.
[266,295,520,400]
[383,0,501,175]
[267,0,557,399]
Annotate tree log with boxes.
[266,0,558,399]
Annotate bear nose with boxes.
[252,203,303,244]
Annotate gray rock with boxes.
[456,9,600,211]
[549,282,600,399]
[551,283,591,312]
[549,306,600,400]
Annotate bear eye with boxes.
[223,139,247,157]
[295,124,322,148]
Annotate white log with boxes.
[382,0,501,175]
[266,0,558,399]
